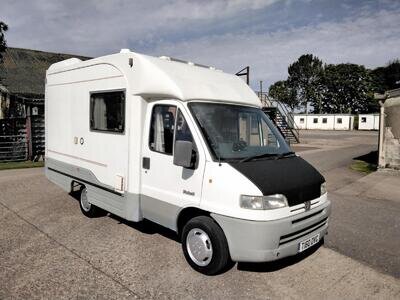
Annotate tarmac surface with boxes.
[1,130,400,299]
[294,130,400,278]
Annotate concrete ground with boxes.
[294,130,400,278]
[1,130,400,299]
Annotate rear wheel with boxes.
[79,187,100,218]
[181,216,232,275]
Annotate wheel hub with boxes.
[186,228,213,266]
[80,188,91,212]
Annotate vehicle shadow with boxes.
[69,189,179,239]
[237,239,324,273]
[111,214,181,242]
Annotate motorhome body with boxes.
[45,50,331,274]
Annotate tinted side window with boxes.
[149,105,177,154]
[90,91,125,133]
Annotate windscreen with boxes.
[189,102,291,161]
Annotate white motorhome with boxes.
[45,50,331,275]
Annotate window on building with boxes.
[337,118,343,124]
[322,118,327,124]
[313,118,318,124]
[149,105,177,154]
[300,118,305,124]
[361,117,366,123]
[90,91,125,133]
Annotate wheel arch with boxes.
[176,206,211,237]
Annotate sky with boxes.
[2,0,400,89]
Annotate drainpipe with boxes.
[378,99,386,168]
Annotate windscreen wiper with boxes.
[239,151,295,163]
[239,153,279,163]
[273,151,296,160]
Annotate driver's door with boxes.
[140,101,205,230]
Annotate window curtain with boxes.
[154,110,165,152]
[93,96,107,130]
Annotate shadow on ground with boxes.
[353,150,378,165]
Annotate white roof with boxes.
[47,50,261,107]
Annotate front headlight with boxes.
[240,194,288,210]
[321,182,327,195]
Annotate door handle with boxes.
[142,157,150,170]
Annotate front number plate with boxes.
[298,234,320,252]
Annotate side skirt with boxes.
[45,158,142,222]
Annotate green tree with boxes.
[0,21,8,63]
[370,59,400,93]
[268,80,298,109]
[287,54,324,113]
[320,64,374,113]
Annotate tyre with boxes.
[181,216,232,275]
[79,187,100,218]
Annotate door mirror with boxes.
[174,140,194,168]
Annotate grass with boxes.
[0,161,44,170]
[350,160,377,174]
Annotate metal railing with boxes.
[257,92,300,143]
[0,134,28,161]
[0,115,45,162]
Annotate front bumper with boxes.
[211,199,331,262]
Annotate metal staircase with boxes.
[258,92,300,144]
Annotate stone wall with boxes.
[382,96,400,169]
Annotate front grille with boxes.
[292,210,323,224]
[279,217,328,246]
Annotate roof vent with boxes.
[159,56,171,61]
[120,49,131,53]
[187,61,195,66]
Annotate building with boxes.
[377,89,400,170]
[358,114,379,130]
[0,47,90,161]
[0,47,90,117]
[293,114,355,130]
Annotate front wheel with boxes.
[181,216,232,275]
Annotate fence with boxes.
[0,115,44,162]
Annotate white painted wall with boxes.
[358,114,379,130]
[374,114,380,130]
[293,114,354,130]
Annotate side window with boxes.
[313,118,318,124]
[175,109,197,166]
[322,118,327,124]
[337,118,343,124]
[361,117,366,123]
[175,109,194,143]
[149,105,177,154]
[90,91,125,133]
[300,118,304,124]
